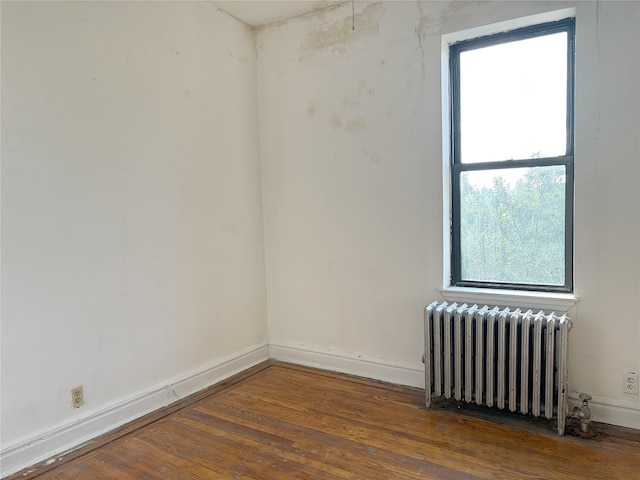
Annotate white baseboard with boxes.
[268,341,425,388]
[269,341,640,431]
[0,342,269,479]
[3,340,638,478]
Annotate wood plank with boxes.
[219,369,639,478]
[177,410,469,480]
[8,361,640,480]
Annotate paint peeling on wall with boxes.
[299,3,385,60]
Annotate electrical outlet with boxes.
[71,386,84,408]
[624,372,639,395]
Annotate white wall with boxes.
[258,1,640,427]
[1,0,267,467]
[1,2,638,475]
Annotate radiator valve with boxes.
[570,393,596,438]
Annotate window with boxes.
[449,18,575,293]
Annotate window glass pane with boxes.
[459,32,567,163]
[459,165,565,285]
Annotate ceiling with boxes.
[211,0,345,28]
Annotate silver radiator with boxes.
[424,301,572,435]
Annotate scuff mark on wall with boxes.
[299,3,385,61]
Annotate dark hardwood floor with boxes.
[9,361,640,479]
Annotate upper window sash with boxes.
[449,18,576,166]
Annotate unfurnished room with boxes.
[1,1,639,478]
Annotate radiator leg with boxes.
[424,352,432,408]
[424,302,438,409]
[557,316,571,436]
[558,410,566,436]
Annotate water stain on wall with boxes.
[299,3,385,60]
[307,105,317,118]
[342,96,360,109]
[415,1,473,80]
[362,147,383,164]
[329,80,375,133]
[358,80,375,96]
[228,51,248,63]
[416,0,468,41]
[345,118,366,134]
[415,1,429,81]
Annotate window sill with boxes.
[439,287,578,314]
